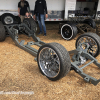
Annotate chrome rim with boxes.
[77,36,98,56]
[4,16,13,24]
[38,47,60,78]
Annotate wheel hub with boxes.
[4,16,13,24]
[76,36,98,56]
[65,29,70,36]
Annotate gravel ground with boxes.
[0,21,100,100]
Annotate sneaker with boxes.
[44,33,46,36]
[38,32,42,35]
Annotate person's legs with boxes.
[40,14,46,35]
[36,14,43,34]
[20,15,25,22]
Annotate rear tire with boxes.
[23,18,37,33]
[83,18,96,28]
[0,22,6,41]
[61,23,78,40]
[37,42,71,81]
[1,13,16,25]
[76,32,100,57]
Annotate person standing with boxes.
[18,0,30,22]
[33,0,48,36]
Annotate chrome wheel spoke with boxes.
[77,36,98,56]
[39,47,60,78]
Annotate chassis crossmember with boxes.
[5,23,45,57]
[69,43,100,85]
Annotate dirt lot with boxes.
[0,22,100,100]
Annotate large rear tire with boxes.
[23,18,37,33]
[0,22,6,41]
[76,32,100,57]
[1,13,16,25]
[83,18,96,28]
[61,23,78,40]
[37,42,71,81]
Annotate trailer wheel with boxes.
[0,22,6,41]
[76,32,100,57]
[61,23,78,40]
[1,13,16,25]
[23,18,37,33]
[83,18,96,28]
[37,42,71,81]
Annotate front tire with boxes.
[76,32,100,57]
[37,42,71,81]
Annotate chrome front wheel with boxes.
[37,43,71,81]
[76,32,100,57]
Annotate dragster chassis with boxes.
[2,22,100,86]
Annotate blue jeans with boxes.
[36,14,46,34]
